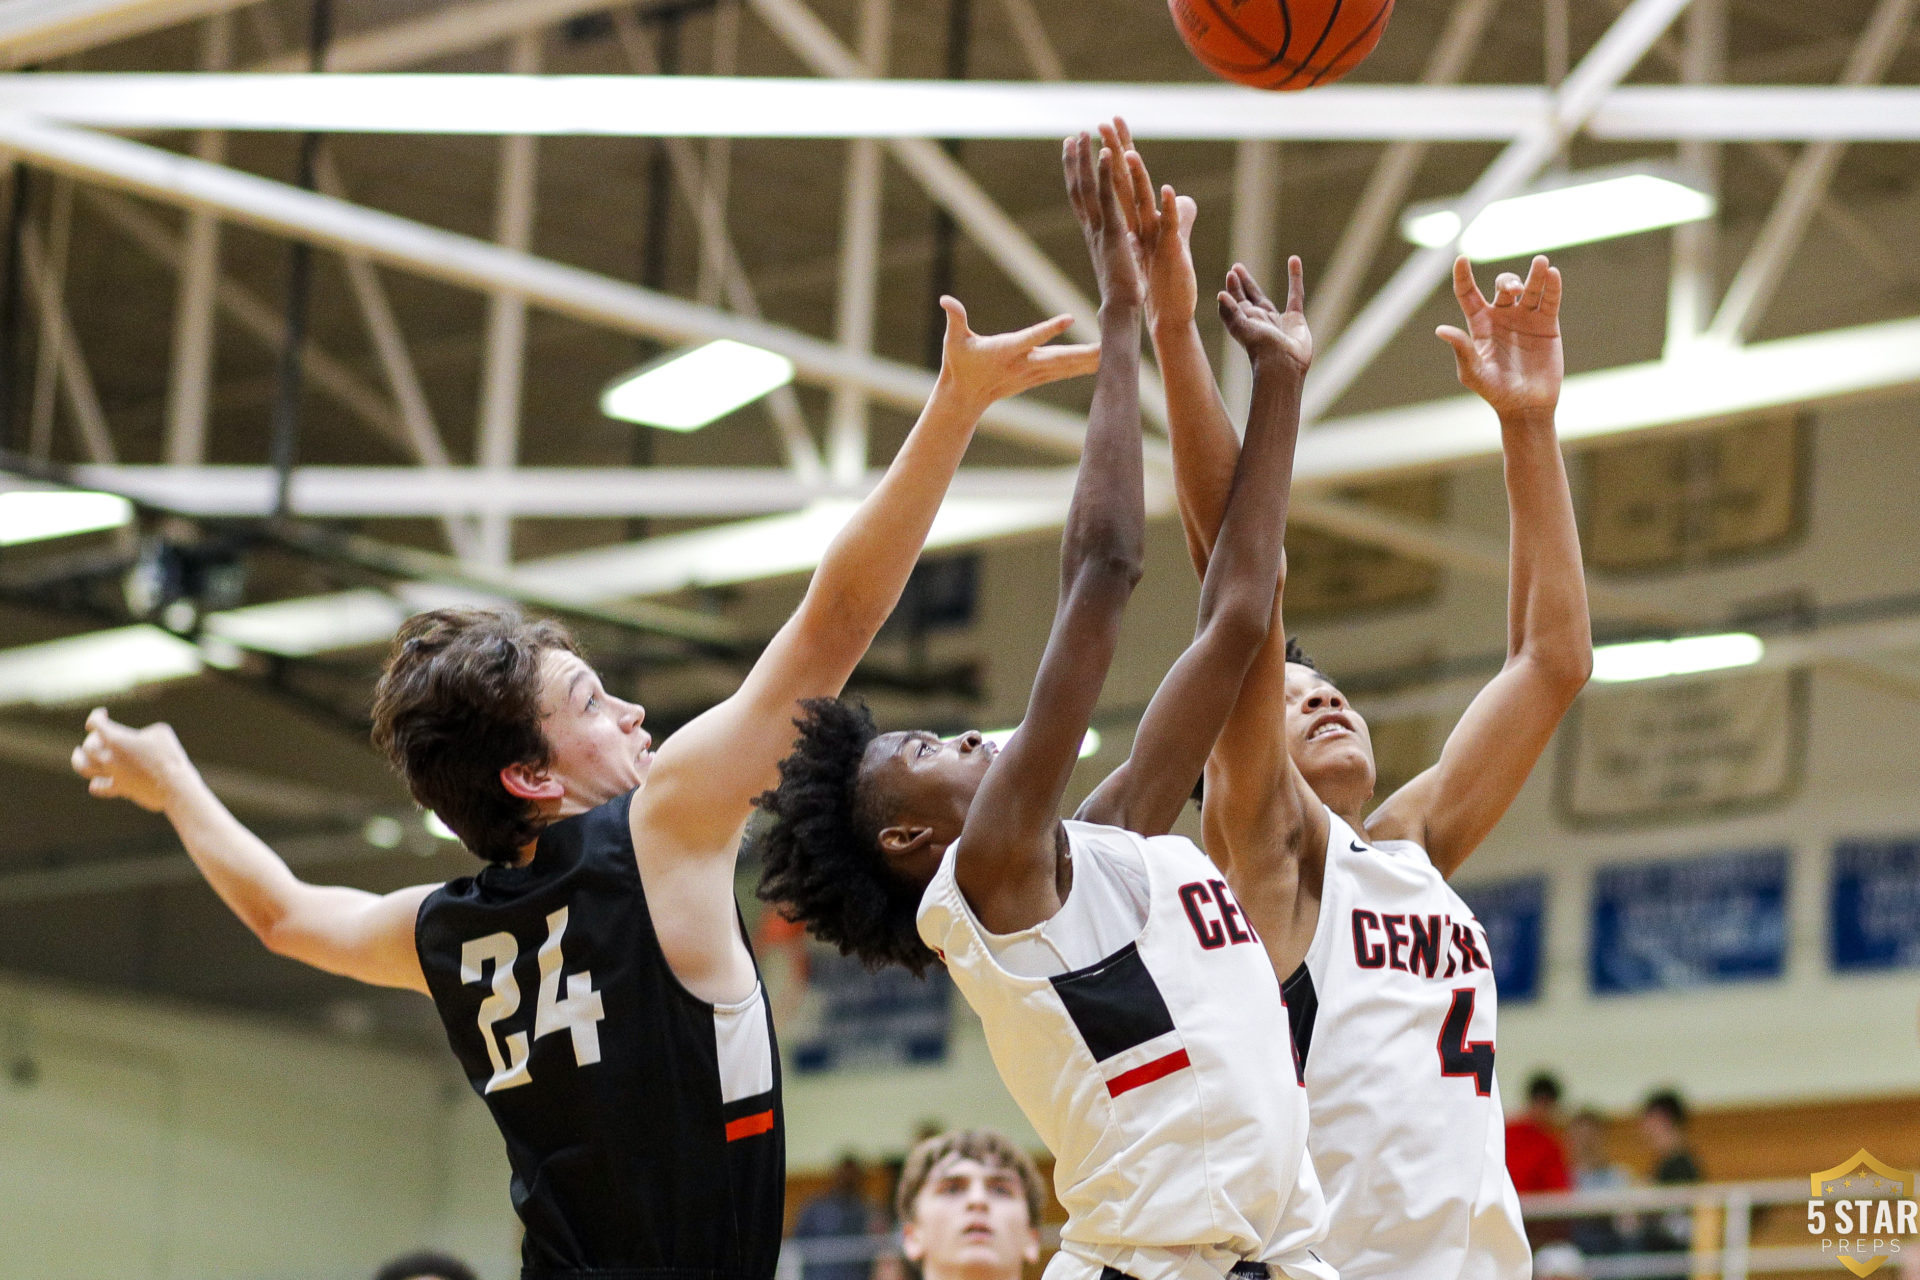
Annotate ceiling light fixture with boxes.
[0,488,132,546]
[1401,165,1715,262]
[1590,632,1764,684]
[0,625,204,707]
[204,589,407,657]
[599,340,795,432]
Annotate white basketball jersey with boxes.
[1291,809,1529,1280]
[919,821,1332,1280]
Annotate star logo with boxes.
[1808,1151,1919,1277]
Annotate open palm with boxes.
[1437,255,1563,417]
[938,297,1100,411]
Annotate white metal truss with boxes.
[7,75,1920,140]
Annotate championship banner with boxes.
[1831,838,1920,972]
[1590,848,1789,995]
[1558,670,1802,825]
[787,946,952,1075]
[1454,877,1546,1003]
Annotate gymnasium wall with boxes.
[0,972,517,1280]
[780,386,1920,1171]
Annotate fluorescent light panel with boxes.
[0,489,131,545]
[983,726,1102,759]
[1402,167,1715,262]
[1590,633,1764,684]
[0,625,204,707]
[600,340,795,431]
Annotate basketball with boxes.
[1169,0,1396,90]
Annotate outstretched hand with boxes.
[1437,254,1563,418]
[1102,118,1200,332]
[71,707,189,813]
[1218,258,1311,373]
[1063,130,1142,309]
[937,297,1100,411]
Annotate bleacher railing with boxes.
[777,1179,1870,1280]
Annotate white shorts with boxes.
[1043,1243,1340,1280]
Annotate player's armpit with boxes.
[262,881,436,994]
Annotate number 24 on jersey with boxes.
[461,906,607,1094]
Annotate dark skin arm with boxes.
[1077,259,1311,839]
[953,132,1146,936]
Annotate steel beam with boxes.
[62,463,1089,518]
[1311,0,1501,342]
[1707,0,1919,343]
[26,175,74,461]
[1303,0,1694,424]
[1221,139,1280,423]
[250,0,618,73]
[825,0,890,487]
[13,75,1920,141]
[610,9,824,481]
[19,221,113,464]
[57,308,1920,521]
[162,12,231,470]
[1664,0,1723,356]
[0,0,250,67]
[474,32,539,569]
[0,115,1095,459]
[741,0,1170,427]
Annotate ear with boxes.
[1021,1224,1041,1264]
[499,760,565,803]
[878,823,935,858]
[900,1219,925,1265]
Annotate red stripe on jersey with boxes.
[1106,1048,1191,1097]
[726,1110,776,1142]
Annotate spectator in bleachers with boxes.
[1506,1071,1573,1193]
[795,1152,885,1280]
[1637,1089,1704,1277]
[1567,1107,1633,1257]
[896,1128,1043,1280]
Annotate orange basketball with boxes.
[1169,0,1395,91]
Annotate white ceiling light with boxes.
[1401,166,1715,262]
[1590,632,1765,684]
[600,340,795,432]
[982,726,1101,759]
[0,625,203,707]
[0,488,132,546]
[424,812,460,841]
[204,589,407,657]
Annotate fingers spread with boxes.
[1124,151,1157,237]
[1452,255,1485,309]
[1112,116,1135,153]
[1520,255,1550,310]
[1011,312,1076,349]
[1094,147,1125,224]
[1239,266,1276,312]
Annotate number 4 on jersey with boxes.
[1437,988,1494,1096]
[461,907,606,1094]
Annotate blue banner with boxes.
[1832,838,1920,972]
[1456,877,1546,1003]
[789,947,952,1074]
[1591,849,1788,995]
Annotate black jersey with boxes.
[416,790,784,1280]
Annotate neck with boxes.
[922,1262,1020,1280]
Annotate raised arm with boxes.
[1367,256,1592,874]
[72,710,434,992]
[632,300,1098,858]
[953,133,1145,933]
[1078,261,1309,839]
[1107,120,1240,578]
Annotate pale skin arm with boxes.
[1366,255,1592,874]
[631,301,1098,998]
[71,709,434,993]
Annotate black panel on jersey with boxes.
[1282,962,1318,1070]
[416,791,784,1280]
[1050,942,1177,1063]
